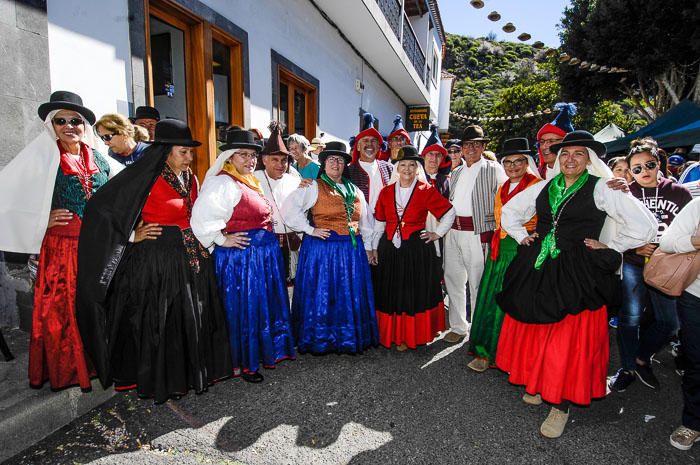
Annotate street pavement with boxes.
[4,331,697,465]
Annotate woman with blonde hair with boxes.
[95,113,150,166]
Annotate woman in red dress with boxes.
[0,91,114,390]
[372,146,455,350]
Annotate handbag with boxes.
[643,224,700,297]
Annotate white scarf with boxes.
[392,177,418,248]
[0,111,122,253]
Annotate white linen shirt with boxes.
[254,170,300,234]
[501,178,657,252]
[359,160,384,214]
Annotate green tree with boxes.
[559,0,700,120]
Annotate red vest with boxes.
[374,181,453,240]
[219,172,273,232]
[141,175,198,230]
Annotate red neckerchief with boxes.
[57,140,100,200]
[490,172,537,260]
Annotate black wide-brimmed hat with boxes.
[319,141,351,164]
[129,105,160,122]
[550,130,606,158]
[498,138,533,159]
[38,90,96,125]
[392,145,424,165]
[220,127,262,152]
[461,125,490,142]
[151,119,201,147]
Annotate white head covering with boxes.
[552,147,613,179]
[205,148,236,180]
[500,154,543,180]
[388,160,429,185]
[0,111,122,254]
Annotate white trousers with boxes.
[444,229,486,336]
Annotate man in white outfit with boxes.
[253,126,303,283]
[443,125,507,343]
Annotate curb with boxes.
[0,329,114,462]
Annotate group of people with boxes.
[1,90,699,452]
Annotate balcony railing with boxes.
[375,0,428,86]
[402,15,427,86]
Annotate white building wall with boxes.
[47,0,132,120]
[201,0,405,142]
[46,0,417,144]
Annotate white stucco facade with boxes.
[40,0,448,153]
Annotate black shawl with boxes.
[76,144,170,388]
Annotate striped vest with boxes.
[449,160,500,234]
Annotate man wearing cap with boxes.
[254,122,303,283]
[537,103,576,180]
[447,139,463,172]
[130,105,160,141]
[347,113,393,214]
[443,125,507,343]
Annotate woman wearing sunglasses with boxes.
[94,113,150,166]
[609,137,693,393]
[0,91,123,390]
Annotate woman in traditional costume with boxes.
[76,119,231,402]
[372,146,455,351]
[467,138,541,372]
[191,125,295,383]
[0,91,119,390]
[282,141,378,354]
[494,131,657,438]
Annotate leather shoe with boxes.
[467,357,489,372]
[242,371,264,383]
[443,331,465,343]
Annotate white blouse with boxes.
[254,170,301,234]
[191,175,245,249]
[501,178,657,253]
[280,181,376,251]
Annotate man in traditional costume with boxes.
[254,123,303,283]
[442,125,507,343]
[347,113,393,215]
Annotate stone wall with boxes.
[0,0,50,168]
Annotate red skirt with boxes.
[376,302,446,349]
[495,307,609,406]
[29,217,93,389]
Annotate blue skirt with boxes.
[292,232,378,354]
[214,229,295,373]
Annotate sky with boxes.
[438,0,572,48]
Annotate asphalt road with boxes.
[4,331,697,465]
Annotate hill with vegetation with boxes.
[443,33,644,150]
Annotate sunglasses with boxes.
[631,160,658,175]
[447,149,461,154]
[98,133,116,142]
[53,117,84,126]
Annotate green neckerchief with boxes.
[534,171,590,270]
[320,173,358,249]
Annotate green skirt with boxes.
[468,235,518,363]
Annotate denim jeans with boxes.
[617,262,647,370]
[678,291,700,430]
[638,286,680,363]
